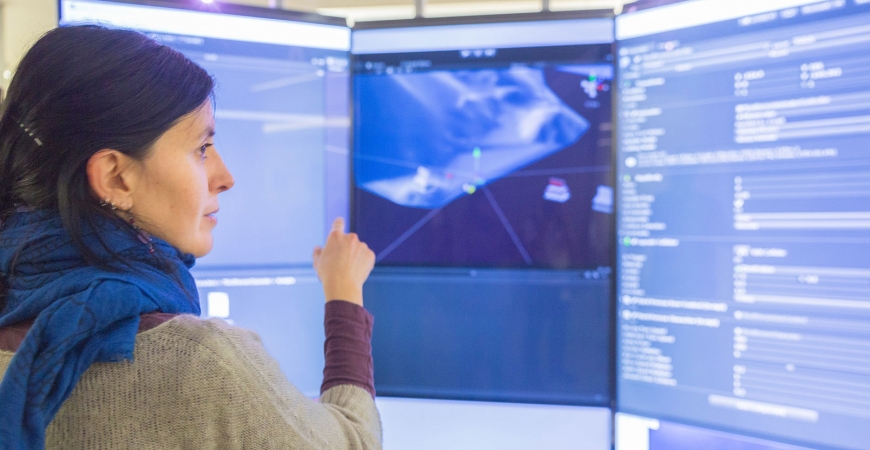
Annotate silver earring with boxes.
[100,199,118,211]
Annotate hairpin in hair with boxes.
[17,121,43,147]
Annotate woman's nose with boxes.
[210,150,235,193]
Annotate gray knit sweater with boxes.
[0,315,382,449]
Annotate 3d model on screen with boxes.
[355,67,590,209]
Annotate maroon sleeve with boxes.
[321,300,376,398]
[0,319,34,352]
[138,312,179,332]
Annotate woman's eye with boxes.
[198,144,212,159]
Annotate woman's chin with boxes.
[192,241,214,258]
[177,234,214,258]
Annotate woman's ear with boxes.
[86,150,137,209]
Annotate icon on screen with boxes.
[592,185,614,214]
[207,292,231,319]
[581,75,602,99]
[544,177,571,203]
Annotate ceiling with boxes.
[213,0,632,22]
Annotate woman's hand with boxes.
[312,218,376,306]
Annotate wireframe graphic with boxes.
[354,61,614,268]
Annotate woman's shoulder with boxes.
[123,314,288,406]
[137,313,265,358]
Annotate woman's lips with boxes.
[205,210,219,225]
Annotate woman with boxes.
[0,26,380,449]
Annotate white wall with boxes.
[376,397,613,450]
[1,0,58,89]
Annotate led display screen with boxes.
[354,17,616,404]
[616,1,870,449]
[60,0,351,396]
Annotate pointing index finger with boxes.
[331,217,345,234]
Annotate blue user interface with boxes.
[353,20,615,269]
[353,19,616,405]
[60,0,352,397]
[616,1,870,449]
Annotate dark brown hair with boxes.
[0,25,215,303]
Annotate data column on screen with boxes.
[616,3,870,449]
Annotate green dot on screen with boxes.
[623,237,632,246]
[473,147,481,158]
[624,175,631,181]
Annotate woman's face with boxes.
[130,100,234,257]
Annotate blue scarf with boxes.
[0,210,200,449]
